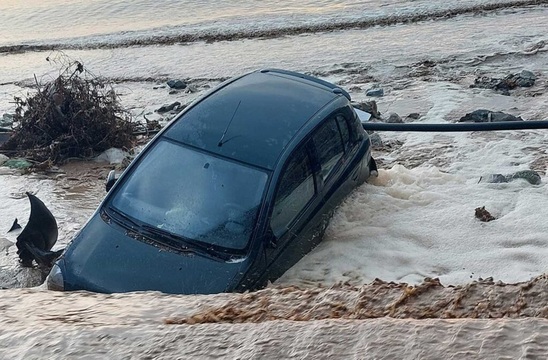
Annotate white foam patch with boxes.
[278,163,548,286]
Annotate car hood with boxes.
[59,213,250,294]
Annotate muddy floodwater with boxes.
[0,163,109,288]
[3,279,548,359]
[1,0,548,358]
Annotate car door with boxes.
[260,116,351,284]
[261,141,325,283]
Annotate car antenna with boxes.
[218,100,241,147]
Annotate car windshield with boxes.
[109,139,268,250]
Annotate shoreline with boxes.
[1,0,546,53]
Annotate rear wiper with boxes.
[106,206,141,230]
[141,225,228,261]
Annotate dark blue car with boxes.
[47,69,376,294]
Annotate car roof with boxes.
[164,69,347,170]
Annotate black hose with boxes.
[362,121,548,132]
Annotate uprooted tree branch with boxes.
[0,57,136,166]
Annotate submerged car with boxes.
[47,69,377,294]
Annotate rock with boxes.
[0,154,8,166]
[507,170,541,185]
[352,101,381,119]
[366,88,384,97]
[480,170,541,185]
[470,70,536,94]
[0,113,14,127]
[384,112,403,123]
[157,101,181,113]
[407,113,421,120]
[515,70,536,87]
[167,79,187,90]
[519,70,536,80]
[369,132,383,148]
[459,110,522,123]
[95,148,129,164]
[3,158,32,169]
[475,206,496,222]
[481,174,508,183]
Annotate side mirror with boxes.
[105,170,119,192]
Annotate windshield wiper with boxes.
[141,225,228,261]
[106,206,141,230]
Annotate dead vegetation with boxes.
[0,56,136,166]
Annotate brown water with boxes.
[0,163,109,288]
[1,2,548,357]
[2,280,548,359]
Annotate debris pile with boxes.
[0,61,135,165]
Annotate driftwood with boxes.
[0,59,135,165]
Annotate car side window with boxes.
[348,111,364,143]
[271,145,315,237]
[336,115,351,151]
[313,118,344,182]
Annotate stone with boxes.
[366,88,384,97]
[384,112,403,123]
[520,70,536,80]
[459,110,522,123]
[0,113,14,127]
[157,101,181,113]
[3,158,32,169]
[352,101,381,119]
[369,132,383,148]
[407,113,421,120]
[507,170,541,185]
[482,174,508,183]
[167,79,187,89]
[480,170,541,185]
[515,71,536,87]
[470,70,536,93]
[95,148,129,165]
[0,154,8,166]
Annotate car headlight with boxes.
[46,263,65,291]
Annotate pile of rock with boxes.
[470,70,536,95]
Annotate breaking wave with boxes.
[1,0,545,54]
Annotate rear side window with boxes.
[348,110,364,143]
[336,115,350,150]
[271,146,315,237]
[313,118,344,182]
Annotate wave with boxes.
[0,0,546,54]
